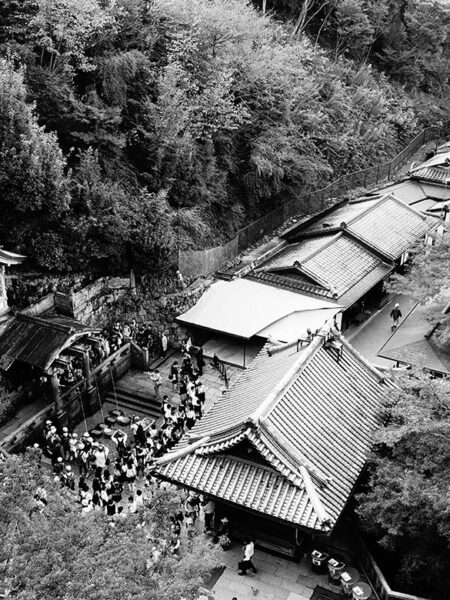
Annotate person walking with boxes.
[390,303,402,331]
[238,537,257,575]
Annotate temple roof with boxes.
[0,249,26,266]
[0,314,98,372]
[156,329,394,532]
[282,194,433,261]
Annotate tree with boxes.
[356,370,450,599]
[0,58,70,256]
[1,451,221,600]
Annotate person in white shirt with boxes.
[238,537,257,575]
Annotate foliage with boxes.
[0,451,221,600]
[390,236,450,352]
[0,0,446,275]
[356,370,450,599]
[0,58,70,252]
[0,376,16,426]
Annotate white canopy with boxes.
[257,308,342,343]
[178,278,341,339]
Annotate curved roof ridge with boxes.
[248,334,324,426]
[256,422,330,486]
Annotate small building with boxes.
[177,277,342,366]
[255,193,437,328]
[156,328,394,556]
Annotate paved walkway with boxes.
[347,294,417,368]
[212,546,337,600]
[118,353,244,412]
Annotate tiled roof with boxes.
[257,233,392,306]
[345,194,430,260]
[246,271,336,299]
[410,166,450,185]
[297,199,380,235]
[376,181,428,205]
[338,263,393,308]
[0,314,95,371]
[157,331,394,531]
[261,237,331,269]
[283,194,432,261]
[160,453,320,529]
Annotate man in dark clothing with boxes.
[390,303,402,331]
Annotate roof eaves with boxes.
[155,436,211,466]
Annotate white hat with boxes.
[62,427,69,432]
[57,457,63,463]
[65,465,71,471]
[46,420,52,425]
[395,303,399,308]
[81,498,89,507]
[72,433,78,437]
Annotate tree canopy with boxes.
[356,370,450,599]
[0,0,444,276]
[0,451,221,600]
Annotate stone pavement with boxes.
[118,352,244,414]
[347,294,417,368]
[212,546,336,600]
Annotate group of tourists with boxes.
[102,319,168,358]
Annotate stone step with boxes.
[104,390,161,421]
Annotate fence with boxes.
[237,123,450,253]
[178,237,239,278]
[179,122,450,277]
[356,536,431,600]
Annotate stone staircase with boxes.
[103,384,162,421]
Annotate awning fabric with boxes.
[177,278,340,339]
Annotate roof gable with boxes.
[258,233,391,303]
[157,330,394,531]
[345,194,429,260]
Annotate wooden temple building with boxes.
[156,327,395,557]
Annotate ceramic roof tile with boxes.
[159,453,320,528]
[299,235,385,296]
[157,332,394,531]
[262,237,333,269]
[346,195,430,260]
[258,233,391,301]
[299,199,380,235]
[246,272,335,299]
[410,166,450,185]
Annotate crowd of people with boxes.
[101,320,168,358]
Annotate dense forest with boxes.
[0,0,449,276]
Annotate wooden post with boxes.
[0,265,7,316]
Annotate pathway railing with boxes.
[179,121,450,277]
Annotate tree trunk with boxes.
[292,0,310,41]
[262,0,267,15]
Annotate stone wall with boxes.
[54,276,132,324]
[94,278,212,350]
